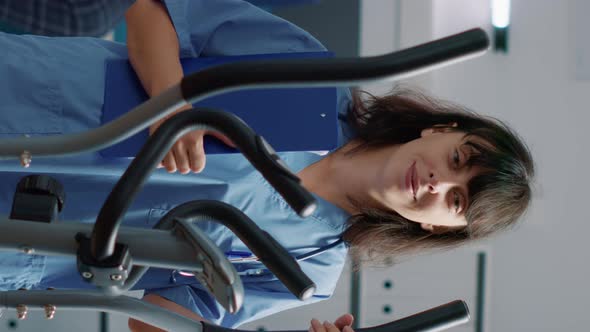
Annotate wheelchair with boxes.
[0,28,488,331]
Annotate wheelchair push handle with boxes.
[90,109,315,261]
[201,300,470,332]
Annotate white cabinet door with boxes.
[359,248,484,331]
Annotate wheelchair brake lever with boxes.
[172,218,244,313]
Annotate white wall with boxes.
[384,0,590,331]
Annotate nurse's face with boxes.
[375,128,483,232]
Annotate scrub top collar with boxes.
[272,151,351,233]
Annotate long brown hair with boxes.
[342,87,535,265]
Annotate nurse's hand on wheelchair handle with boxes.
[150,105,235,174]
[310,313,355,332]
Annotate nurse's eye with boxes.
[453,149,461,167]
[453,191,463,213]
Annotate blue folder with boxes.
[100,52,337,158]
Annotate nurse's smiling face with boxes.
[373,128,484,232]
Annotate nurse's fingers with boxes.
[310,319,325,332]
[188,136,206,173]
[163,150,177,173]
[334,314,354,330]
[322,321,341,332]
[173,141,191,174]
[310,318,354,332]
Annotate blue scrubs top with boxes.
[0,0,354,327]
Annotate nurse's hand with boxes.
[150,106,235,174]
[127,0,233,174]
[310,314,355,332]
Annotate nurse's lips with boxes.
[406,161,417,201]
[411,163,418,200]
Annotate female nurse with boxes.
[0,0,534,331]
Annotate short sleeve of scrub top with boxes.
[160,0,355,147]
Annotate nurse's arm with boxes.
[125,0,185,100]
[128,293,207,332]
[125,0,234,174]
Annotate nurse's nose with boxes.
[428,168,461,194]
[427,172,439,193]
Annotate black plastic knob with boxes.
[16,175,66,211]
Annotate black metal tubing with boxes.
[181,29,489,102]
[153,200,316,300]
[354,300,469,332]
[201,300,469,332]
[90,109,315,261]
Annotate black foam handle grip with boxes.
[253,136,317,217]
[354,300,469,332]
[257,231,316,299]
[180,28,489,103]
